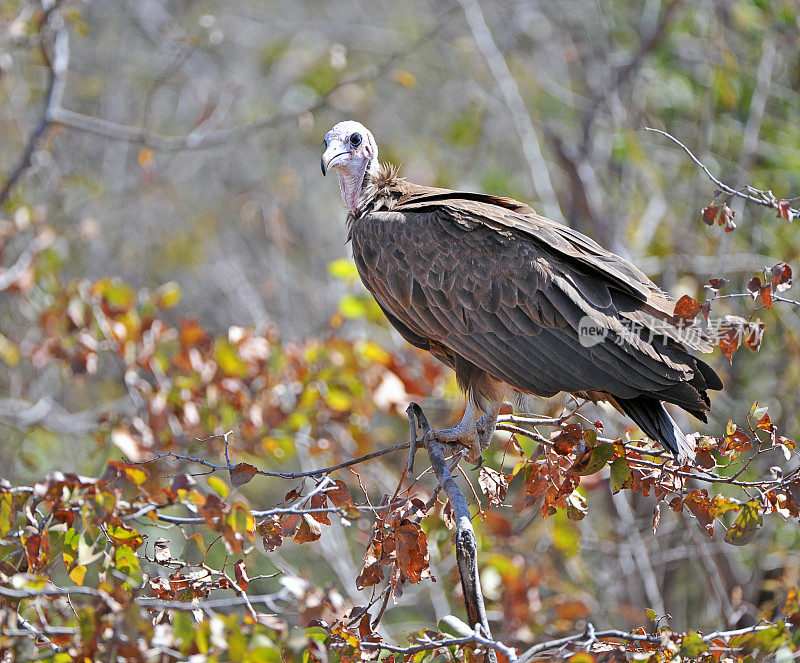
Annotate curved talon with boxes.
[420,396,503,465]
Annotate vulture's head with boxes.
[322,120,378,213]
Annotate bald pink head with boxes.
[322,121,379,213]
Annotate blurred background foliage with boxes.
[1,0,800,659]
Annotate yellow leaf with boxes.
[393,69,417,88]
[69,564,87,585]
[207,475,229,498]
[138,147,154,169]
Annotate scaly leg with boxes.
[428,396,501,463]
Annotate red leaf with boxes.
[760,286,773,309]
[701,204,736,230]
[747,276,762,299]
[309,491,331,525]
[707,278,728,293]
[701,205,720,226]
[672,294,702,325]
[771,263,793,292]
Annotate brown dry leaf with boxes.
[280,513,300,537]
[309,491,331,525]
[551,423,583,455]
[701,205,720,226]
[394,519,433,584]
[230,463,258,488]
[356,540,384,590]
[744,322,766,352]
[701,204,735,230]
[293,514,322,543]
[716,316,744,362]
[326,480,360,520]
[760,286,773,309]
[257,518,282,552]
[684,489,714,534]
[478,466,508,507]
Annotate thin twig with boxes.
[645,127,800,219]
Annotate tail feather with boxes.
[616,396,695,460]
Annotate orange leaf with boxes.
[394,520,433,584]
[293,514,322,543]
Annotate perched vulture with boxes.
[322,120,722,461]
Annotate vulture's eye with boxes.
[350,133,362,147]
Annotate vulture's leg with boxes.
[476,399,501,451]
[429,396,501,463]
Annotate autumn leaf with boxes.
[478,466,508,506]
[293,514,322,543]
[569,442,613,476]
[234,559,249,590]
[230,462,258,487]
[744,321,766,352]
[707,278,728,293]
[356,540,384,590]
[701,204,735,230]
[551,423,583,455]
[771,263,792,292]
[746,277,761,300]
[394,520,433,584]
[672,294,702,325]
[724,501,763,545]
[309,491,331,525]
[326,479,360,519]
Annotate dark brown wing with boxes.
[349,192,721,418]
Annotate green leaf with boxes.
[114,545,142,584]
[570,442,614,476]
[609,457,632,492]
[645,608,658,621]
[680,632,707,657]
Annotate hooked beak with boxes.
[321,141,350,176]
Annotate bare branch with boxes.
[456,0,563,222]
[645,127,800,220]
[0,3,68,205]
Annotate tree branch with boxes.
[0,1,68,205]
[407,402,498,663]
[645,127,800,220]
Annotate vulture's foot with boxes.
[427,399,502,464]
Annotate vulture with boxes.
[322,120,722,461]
